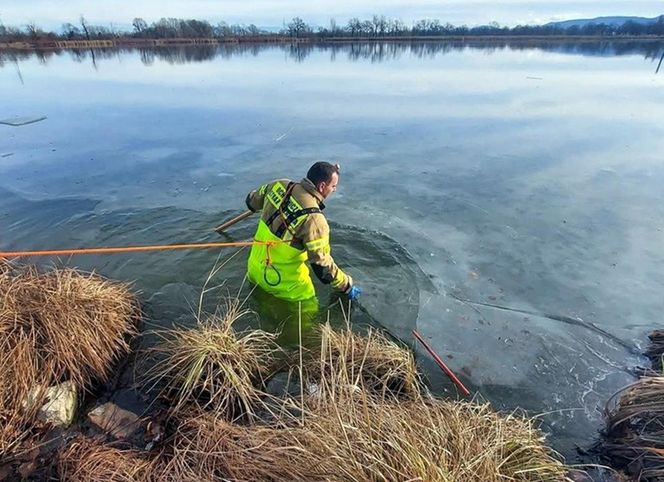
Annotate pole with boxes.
[214,210,254,234]
[412,329,471,397]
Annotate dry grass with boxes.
[0,330,43,457]
[302,322,421,399]
[164,409,313,481]
[0,262,139,389]
[166,393,569,482]
[57,438,156,482]
[145,298,278,419]
[160,320,569,482]
[0,262,138,458]
[604,376,664,481]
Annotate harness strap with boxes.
[274,207,322,239]
[265,181,295,227]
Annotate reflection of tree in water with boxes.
[1,40,663,69]
[0,49,61,65]
[287,44,312,62]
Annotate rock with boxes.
[88,402,143,440]
[17,461,37,479]
[24,381,77,428]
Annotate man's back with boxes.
[245,169,354,302]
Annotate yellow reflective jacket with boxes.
[246,177,352,301]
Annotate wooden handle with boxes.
[214,210,254,233]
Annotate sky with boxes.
[1,0,663,31]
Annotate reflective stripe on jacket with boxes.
[246,177,352,301]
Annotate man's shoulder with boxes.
[264,178,292,188]
[302,210,328,230]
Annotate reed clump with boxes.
[303,323,421,399]
[57,437,156,482]
[604,376,664,481]
[160,321,569,482]
[165,393,569,481]
[0,262,139,389]
[145,298,278,418]
[0,262,139,458]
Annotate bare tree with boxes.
[132,17,148,36]
[346,17,361,36]
[372,15,387,36]
[61,22,81,39]
[25,21,40,39]
[287,17,310,37]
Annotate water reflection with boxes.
[2,39,663,68]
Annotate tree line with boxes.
[1,15,664,42]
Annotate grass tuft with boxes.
[145,298,278,419]
[166,394,570,481]
[57,437,155,482]
[604,376,664,481]
[0,262,138,459]
[303,322,421,400]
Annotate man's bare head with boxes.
[307,161,340,199]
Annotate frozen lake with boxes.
[1,40,664,460]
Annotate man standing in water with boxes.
[245,161,362,305]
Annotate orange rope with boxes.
[0,240,280,258]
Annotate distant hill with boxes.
[547,15,662,29]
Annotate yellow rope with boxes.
[0,240,280,258]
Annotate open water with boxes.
[1,40,664,461]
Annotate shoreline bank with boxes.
[1,35,663,51]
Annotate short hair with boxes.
[307,161,340,186]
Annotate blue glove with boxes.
[347,285,362,301]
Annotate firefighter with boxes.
[245,161,362,303]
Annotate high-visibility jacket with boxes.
[246,177,352,302]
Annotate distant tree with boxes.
[246,24,261,35]
[387,19,406,36]
[132,17,148,36]
[25,21,41,39]
[372,15,387,36]
[346,17,362,36]
[231,24,247,36]
[287,17,309,37]
[412,19,429,35]
[179,19,213,38]
[360,20,373,36]
[61,22,81,39]
[214,21,233,37]
[152,18,180,38]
